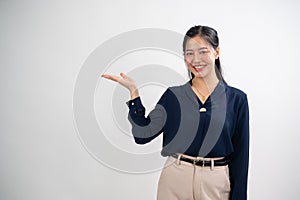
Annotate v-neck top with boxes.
[126,80,249,200]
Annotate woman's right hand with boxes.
[101,72,139,99]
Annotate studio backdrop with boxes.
[1,0,299,200]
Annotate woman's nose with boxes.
[193,52,201,62]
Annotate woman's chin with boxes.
[192,71,205,78]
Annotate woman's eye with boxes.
[185,52,193,56]
[199,51,208,54]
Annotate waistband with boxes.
[171,154,229,167]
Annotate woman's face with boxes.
[184,35,220,79]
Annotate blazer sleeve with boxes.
[229,94,250,200]
[126,89,169,144]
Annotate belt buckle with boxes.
[193,159,197,166]
[192,159,205,167]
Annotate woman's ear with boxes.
[215,47,220,59]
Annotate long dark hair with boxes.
[183,25,226,83]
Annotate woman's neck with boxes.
[192,76,219,92]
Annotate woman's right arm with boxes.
[102,72,167,144]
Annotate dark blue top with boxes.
[126,80,249,200]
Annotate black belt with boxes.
[171,154,229,167]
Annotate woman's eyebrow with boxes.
[186,47,208,51]
[198,47,208,50]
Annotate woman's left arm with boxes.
[228,94,250,200]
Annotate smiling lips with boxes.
[193,65,206,72]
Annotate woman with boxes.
[102,25,249,200]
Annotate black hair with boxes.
[183,25,226,83]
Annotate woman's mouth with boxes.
[193,65,206,72]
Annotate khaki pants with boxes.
[157,155,230,200]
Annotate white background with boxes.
[1,0,300,199]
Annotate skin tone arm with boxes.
[101,72,139,100]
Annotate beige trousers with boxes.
[157,155,230,200]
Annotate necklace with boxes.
[193,86,208,102]
[192,79,219,103]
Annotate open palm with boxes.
[102,72,139,99]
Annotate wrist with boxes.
[130,88,139,100]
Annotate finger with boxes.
[101,74,121,82]
[120,72,127,79]
[120,73,133,82]
[101,74,113,79]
